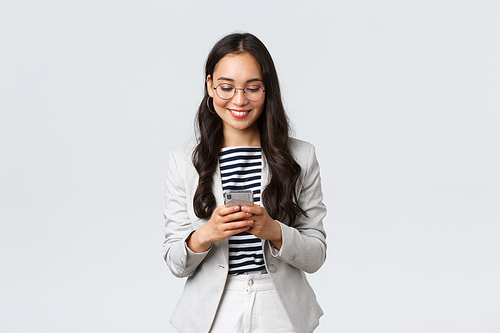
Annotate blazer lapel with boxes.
[261,152,270,249]
[212,164,229,265]
[261,152,270,191]
[213,165,224,208]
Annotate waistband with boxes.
[225,273,275,291]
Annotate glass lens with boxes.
[244,85,263,101]
[216,84,235,99]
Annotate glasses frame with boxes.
[213,83,266,102]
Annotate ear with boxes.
[206,75,213,97]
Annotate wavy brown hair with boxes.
[192,33,306,226]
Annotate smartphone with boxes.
[224,190,254,207]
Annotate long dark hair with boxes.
[192,33,306,226]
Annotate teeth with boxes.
[231,110,248,116]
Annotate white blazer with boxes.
[163,138,327,333]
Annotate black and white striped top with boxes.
[220,147,267,275]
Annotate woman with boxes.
[163,33,327,333]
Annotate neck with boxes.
[223,127,260,147]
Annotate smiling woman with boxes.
[162,33,327,333]
[207,52,266,146]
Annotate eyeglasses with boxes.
[213,83,266,102]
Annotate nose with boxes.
[232,89,248,106]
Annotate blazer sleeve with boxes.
[267,143,327,273]
[162,147,211,278]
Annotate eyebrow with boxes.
[217,77,263,83]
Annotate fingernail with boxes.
[246,213,251,216]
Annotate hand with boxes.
[187,205,253,253]
[241,205,283,250]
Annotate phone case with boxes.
[224,190,254,207]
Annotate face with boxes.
[207,52,265,142]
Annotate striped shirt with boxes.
[220,147,267,275]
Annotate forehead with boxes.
[213,52,263,82]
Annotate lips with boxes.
[229,109,250,119]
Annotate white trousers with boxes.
[209,274,296,333]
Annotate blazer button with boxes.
[268,264,276,273]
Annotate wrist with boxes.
[187,228,212,253]
[269,220,283,250]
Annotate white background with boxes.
[1,0,499,332]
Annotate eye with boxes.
[218,84,234,92]
[245,85,262,92]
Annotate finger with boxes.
[241,205,262,215]
[219,205,241,216]
[223,220,253,231]
[225,226,251,236]
[221,211,251,223]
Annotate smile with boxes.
[229,109,250,118]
